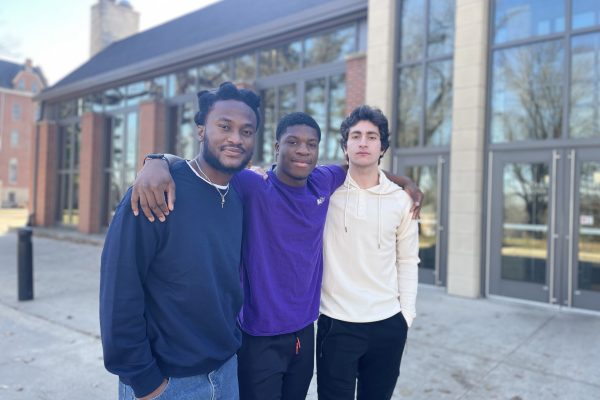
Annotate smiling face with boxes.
[343,120,384,169]
[198,99,257,174]
[274,124,320,187]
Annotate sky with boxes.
[0,0,220,85]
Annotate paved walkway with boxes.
[0,232,598,399]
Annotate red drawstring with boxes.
[295,336,301,355]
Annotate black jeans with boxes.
[238,323,314,400]
[316,312,408,400]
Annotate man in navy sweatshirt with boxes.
[99,82,260,400]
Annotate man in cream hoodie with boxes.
[317,105,419,400]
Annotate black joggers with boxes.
[238,323,314,400]
[316,312,408,400]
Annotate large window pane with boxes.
[173,68,198,96]
[490,41,564,142]
[125,112,138,169]
[570,33,600,139]
[110,115,125,170]
[494,0,565,44]
[573,0,600,30]
[400,0,425,62]
[174,102,197,160]
[104,87,126,111]
[304,26,356,67]
[327,74,346,160]
[198,62,230,90]
[235,53,256,82]
[259,48,278,77]
[279,41,302,72]
[502,163,549,284]
[578,161,600,292]
[428,0,456,57]
[305,78,327,156]
[261,88,276,164]
[398,65,423,147]
[278,84,297,120]
[425,60,453,146]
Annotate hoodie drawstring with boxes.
[344,182,350,232]
[378,192,381,249]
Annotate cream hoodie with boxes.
[321,170,419,327]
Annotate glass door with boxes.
[488,147,600,312]
[567,148,600,311]
[395,153,449,285]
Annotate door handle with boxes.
[567,150,575,307]
[549,150,559,304]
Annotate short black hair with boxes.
[340,105,390,155]
[275,112,321,142]
[194,82,261,128]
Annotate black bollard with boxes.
[17,227,34,301]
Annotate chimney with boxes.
[90,0,140,57]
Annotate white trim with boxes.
[0,87,35,97]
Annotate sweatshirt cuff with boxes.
[127,364,164,398]
[402,312,415,328]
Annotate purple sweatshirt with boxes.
[231,165,346,335]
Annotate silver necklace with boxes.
[193,158,230,208]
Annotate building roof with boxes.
[0,59,46,90]
[40,0,367,101]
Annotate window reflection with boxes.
[235,53,256,82]
[494,0,565,44]
[198,62,230,90]
[491,40,564,142]
[173,102,197,160]
[572,0,600,30]
[328,74,346,160]
[398,65,422,147]
[406,166,438,271]
[173,68,197,96]
[570,33,600,139]
[305,78,327,156]
[428,0,455,57]
[304,26,355,67]
[578,161,600,292]
[261,88,276,164]
[57,123,81,226]
[400,0,425,62]
[425,60,453,146]
[501,163,549,284]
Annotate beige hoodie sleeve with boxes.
[396,195,420,328]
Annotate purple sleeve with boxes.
[315,165,346,195]
[231,169,263,201]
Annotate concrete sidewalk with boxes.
[0,232,598,399]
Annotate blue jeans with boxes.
[118,355,239,400]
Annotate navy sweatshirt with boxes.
[100,160,243,398]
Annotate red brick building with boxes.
[0,59,46,207]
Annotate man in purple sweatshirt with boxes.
[131,111,421,400]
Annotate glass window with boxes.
[327,74,346,160]
[260,88,276,164]
[305,78,327,156]
[570,32,600,139]
[82,93,104,113]
[125,112,139,169]
[198,62,230,90]
[31,83,38,93]
[425,60,453,146]
[235,53,256,82]
[398,65,423,147]
[12,103,22,120]
[126,81,151,106]
[10,130,19,147]
[259,48,278,77]
[104,87,125,111]
[149,76,168,99]
[400,0,426,62]
[428,0,456,57]
[490,40,564,143]
[278,41,302,72]
[172,102,197,160]
[8,159,17,183]
[573,0,600,30]
[17,79,24,90]
[494,0,565,44]
[109,115,125,170]
[304,26,356,67]
[173,68,198,96]
[56,123,80,226]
